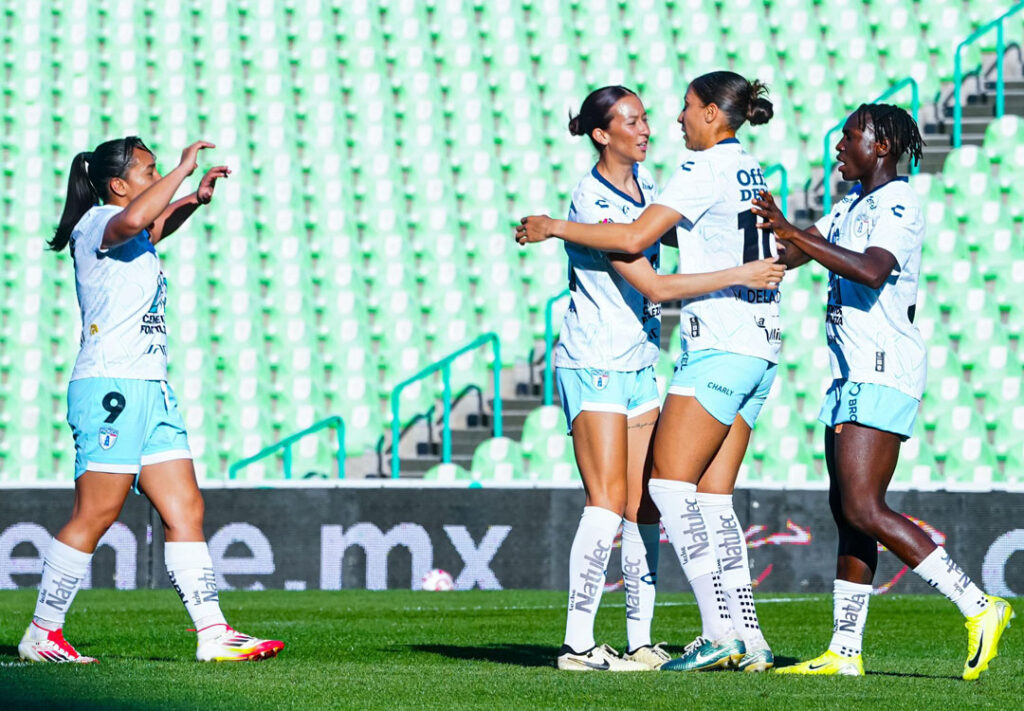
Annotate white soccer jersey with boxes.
[70,205,169,381]
[555,163,662,371]
[813,178,927,399]
[655,138,781,363]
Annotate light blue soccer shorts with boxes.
[668,348,776,428]
[818,379,920,440]
[556,365,661,433]
[68,378,192,491]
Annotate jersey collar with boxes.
[716,137,740,145]
[591,163,646,208]
[848,176,908,210]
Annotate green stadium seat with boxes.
[471,437,525,483]
[423,462,473,483]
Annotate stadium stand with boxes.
[0,1,1021,489]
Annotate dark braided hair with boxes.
[854,103,925,168]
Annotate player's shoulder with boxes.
[869,179,923,220]
[635,163,657,192]
[72,204,121,253]
[571,167,610,206]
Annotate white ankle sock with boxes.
[165,541,227,639]
[32,538,92,630]
[621,521,660,652]
[828,579,872,657]
[563,506,620,653]
[698,493,766,649]
[913,546,989,618]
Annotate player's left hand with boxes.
[197,165,231,205]
[515,215,554,245]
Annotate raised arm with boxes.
[103,141,213,249]
[609,253,785,302]
[752,191,895,288]
[516,204,682,256]
[148,165,230,245]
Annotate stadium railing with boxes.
[543,289,571,406]
[763,162,789,215]
[390,332,503,478]
[953,0,1024,147]
[228,415,346,481]
[822,76,920,211]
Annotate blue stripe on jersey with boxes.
[589,164,646,208]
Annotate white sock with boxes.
[691,571,732,641]
[828,579,872,657]
[913,546,989,618]
[563,506,620,653]
[165,541,228,640]
[649,480,729,639]
[32,538,92,631]
[621,521,660,652]
[699,492,767,649]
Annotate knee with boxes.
[840,498,885,537]
[72,502,122,533]
[586,482,626,517]
[163,491,206,535]
[625,493,660,525]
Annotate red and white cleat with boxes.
[18,621,98,664]
[195,624,284,662]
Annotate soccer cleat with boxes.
[774,649,863,676]
[195,624,284,662]
[963,595,1014,681]
[556,643,649,671]
[18,622,98,664]
[737,645,775,673]
[661,635,745,672]
[623,642,672,669]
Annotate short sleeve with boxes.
[813,211,833,239]
[654,157,719,228]
[71,205,120,258]
[867,196,923,271]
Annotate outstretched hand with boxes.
[197,166,230,205]
[738,257,787,290]
[514,215,554,245]
[750,190,797,239]
[178,140,216,176]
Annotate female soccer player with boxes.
[520,72,784,673]
[552,85,785,673]
[753,104,1013,680]
[18,137,284,664]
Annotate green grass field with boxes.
[0,590,1019,710]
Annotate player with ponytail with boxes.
[18,137,284,664]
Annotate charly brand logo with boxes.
[98,426,118,450]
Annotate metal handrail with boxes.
[390,333,502,478]
[763,163,788,215]
[228,415,345,480]
[822,77,920,211]
[953,1,1024,147]
[543,289,571,405]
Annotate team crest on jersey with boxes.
[853,213,873,239]
[591,370,610,390]
[98,426,118,450]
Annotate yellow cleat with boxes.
[774,649,863,676]
[963,595,1014,681]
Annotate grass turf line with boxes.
[0,590,1019,710]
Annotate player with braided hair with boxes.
[754,104,1013,679]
